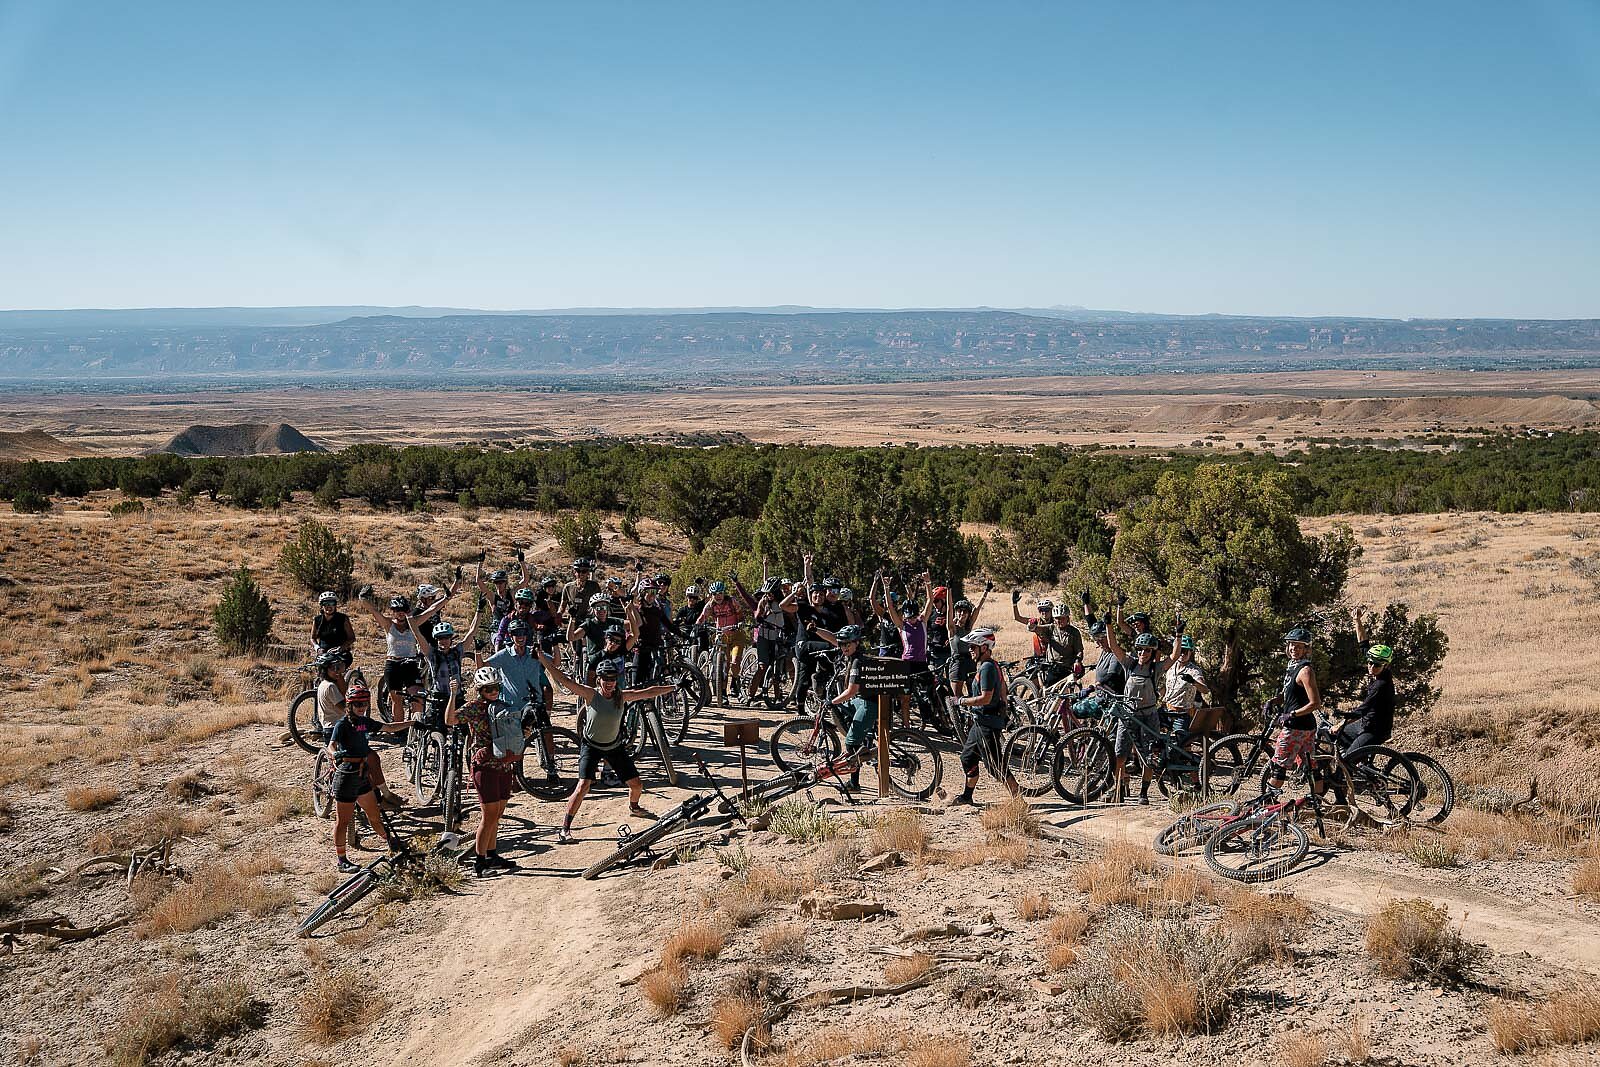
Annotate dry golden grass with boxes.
[1342,1007,1372,1063]
[640,961,690,1016]
[757,922,807,959]
[743,865,815,903]
[718,886,769,929]
[1151,868,1214,908]
[104,971,257,1067]
[0,862,48,916]
[1046,943,1079,971]
[138,858,291,937]
[1279,1032,1329,1067]
[1487,986,1600,1053]
[770,1026,912,1067]
[709,995,769,1051]
[1487,1001,1539,1054]
[555,1047,586,1067]
[1073,839,1159,906]
[1046,909,1090,946]
[980,795,1039,837]
[1016,890,1051,920]
[868,809,928,857]
[299,967,385,1046]
[882,953,936,985]
[1573,856,1600,900]
[660,919,725,966]
[905,1038,972,1067]
[65,783,121,811]
[1221,889,1312,963]
[1363,898,1485,985]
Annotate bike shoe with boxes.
[336,857,359,874]
[948,794,977,807]
[556,829,574,845]
[487,851,519,870]
[472,855,490,878]
[628,804,654,819]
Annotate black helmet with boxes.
[604,624,625,641]
[388,596,410,612]
[902,600,921,617]
[314,649,345,673]
[823,577,843,590]
[1283,628,1313,645]
[954,598,974,611]
[1127,611,1151,625]
[572,557,594,571]
[835,624,864,643]
[490,569,509,582]
[594,659,621,679]
[541,574,559,588]
[506,619,531,637]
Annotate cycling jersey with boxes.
[560,579,602,622]
[312,611,352,650]
[316,679,345,724]
[582,690,626,749]
[1347,668,1395,739]
[971,659,1006,729]
[706,596,745,629]
[427,644,465,696]
[1094,649,1126,694]
[1117,656,1164,714]
[329,712,377,760]
[900,617,927,663]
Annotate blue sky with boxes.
[1,0,1597,317]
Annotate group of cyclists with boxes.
[305,548,1404,878]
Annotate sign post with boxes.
[722,720,760,801]
[857,657,914,800]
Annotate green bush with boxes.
[110,499,147,518]
[553,509,603,559]
[212,566,274,654]
[11,489,50,514]
[313,473,343,509]
[279,519,355,599]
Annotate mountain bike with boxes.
[436,723,470,836]
[737,648,791,710]
[1202,795,1315,882]
[1051,688,1205,804]
[622,688,679,786]
[297,816,444,937]
[376,656,427,732]
[947,697,1026,793]
[1402,751,1454,824]
[288,661,381,754]
[401,691,450,806]
[698,624,748,706]
[512,699,581,800]
[1002,680,1092,798]
[582,754,741,880]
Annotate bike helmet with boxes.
[345,682,372,707]
[572,557,594,571]
[1133,633,1160,651]
[473,666,501,690]
[388,596,410,612]
[955,598,974,611]
[1366,644,1395,665]
[317,591,338,606]
[902,600,921,617]
[685,584,703,599]
[959,627,997,648]
[709,580,728,594]
[1037,599,1054,613]
[839,587,855,601]
[604,574,624,588]
[654,572,671,586]
[1126,611,1151,625]
[514,587,535,604]
[490,569,509,583]
[417,583,440,601]
[314,648,345,672]
[541,574,559,588]
[835,624,864,643]
[1179,635,1196,652]
[432,621,456,639]
[588,592,611,608]
[887,591,902,605]
[506,618,531,638]
[594,659,621,679]
[1088,620,1108,637]
[1283,628,1313,645]
[931,586,949,603]
[604,624,625,640]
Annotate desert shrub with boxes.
[105,972,259,1067]
[1067,911,1242,1040]
[1363,899,1485,986]
[343,460,403,509]
[138,858,291,936]
[709,995,769,1051]
[11,489,50,514]
[661,919,725,966]
[299,967,385,1045]
[65,784,121,811]
[1487,986,1600,1053]
[767,797,838,843]
[553,509,603,559]
[1016,891,1051,920]
[1221,889,1311,963]
[758,922,807,959]
[882,952,935,985]
[1400,834,1460,869]
[1573,857,1600,900]
[109,499,146,517]
[868,809,928,856]
[212,565,274,654]
[278,519,355,598]
[640,961,689,1016]
[981,795,1040,838]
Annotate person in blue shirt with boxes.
[484,618,550,713]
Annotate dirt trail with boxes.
[1050,804,1600,973]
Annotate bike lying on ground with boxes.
[297,815,452,937]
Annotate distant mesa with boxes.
[156,422,326,457]
[0,429,88,461]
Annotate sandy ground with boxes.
[4,369,1600,455]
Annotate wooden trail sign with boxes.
[722,720,760,800]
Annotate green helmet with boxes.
[1133,633,1160,651]
[1178,635,1196,652]
[1366,644,1394,665]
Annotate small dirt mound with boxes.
[0,429,86,461]
[156,422,325,457]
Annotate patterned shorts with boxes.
[1271,728,1314,770]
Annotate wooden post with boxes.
[722,721,759,803]
[876,693,891,798]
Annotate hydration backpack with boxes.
[486,697,526,760]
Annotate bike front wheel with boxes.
[515,726,580,800]
[1200,733,1267,802]
[413,731,445,807]
[1204,815,1309,882]
[768,717,841,772]
[288,689,326,754]
[1052,727,1113,804]
[1343,746,1419,827]
[876,728,943,801]
[1154,800,1239,856]
[311,749,335,818]
[1403,751,1454,825]
[1002,725,1058,798]
[1009,675,1043,726]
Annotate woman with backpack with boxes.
[446,666,532,878]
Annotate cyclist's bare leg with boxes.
[356,792,392,847]
[478,797,507,857]
[561,778,593,837]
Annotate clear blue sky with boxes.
[1,0,1597,318]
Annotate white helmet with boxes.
[959,627,998,649]
[417,583,440,601]
[473,666,501,690]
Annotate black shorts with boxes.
[383,658,421,692]
[755,635,783,666]
[949,652,975,683]
[332,764,372,803]
[960,719,1005,776]
[577,743,639,782]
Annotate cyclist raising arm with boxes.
[537,651,676,844]
[311,592,356,664]
[445,667,527,878]
[1105,613,1170,804]
[1340,609,1396,753]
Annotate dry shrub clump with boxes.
[1278,1032,1329,1067]
[105,972,259,1067]
[1488,986,1600,1054]
[905,1037,972,1067]
[88,806,203,855]
[758,921,808,959]
[640,961,690,1016]
[810,837,863,881]
[1221,889,1311,963]
[772,1026,911,1067]
[709,995,770,1051]
[1044,907,1090,970]
[767,797,838,843]
[882,952,936,986]
[1573,857,1600,900]
[1074,840,1160,907]
[1016,890,1051,920]
[1363,899,1485,986]
[1066,911,1241,1040]
[65,783,121,812]
[744,865,815,903]
[299,967,385,1045]
[138,857,292,936]
[869,809,928,857]
[980,795,1040,838]
[661,918,725,966]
